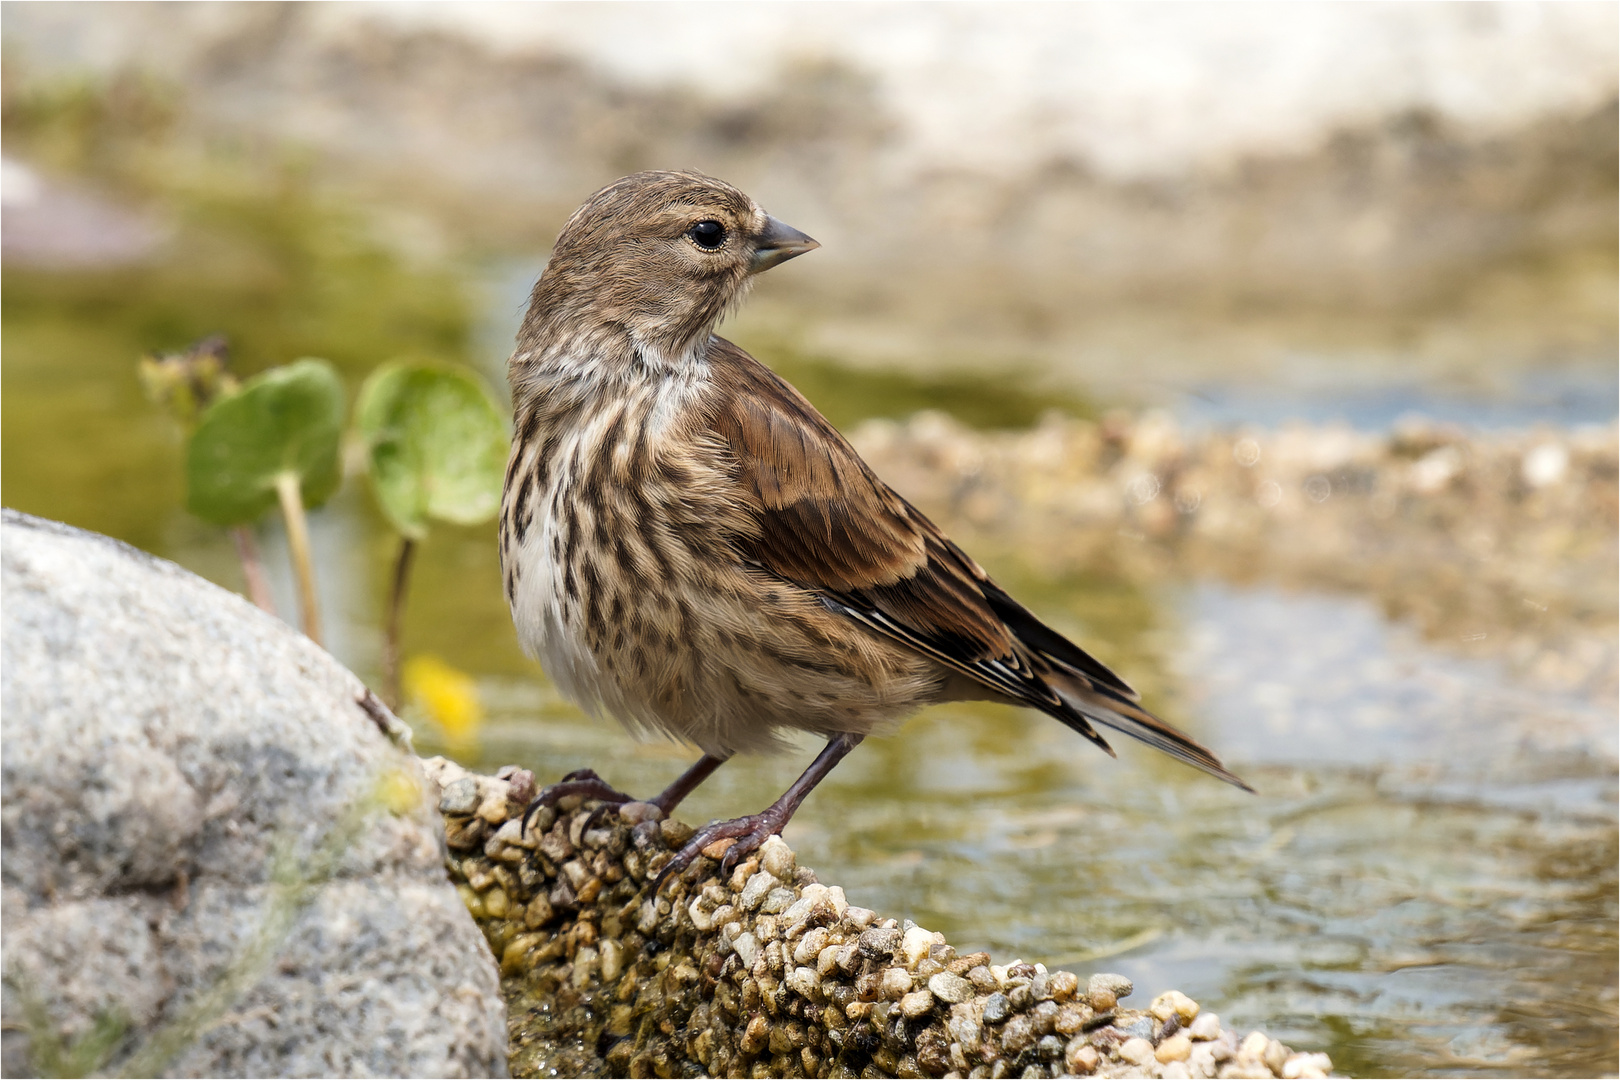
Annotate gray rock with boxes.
[440,777,482,816]
[0,512,506,1077]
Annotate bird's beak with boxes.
[751,215,819,274]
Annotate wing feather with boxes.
[705,337,1249,789]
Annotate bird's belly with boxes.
[506,481,943,757]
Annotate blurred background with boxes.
[2,4,1615,1077]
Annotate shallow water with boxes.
[3,193,1615,1077]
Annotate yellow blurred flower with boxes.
[403,654,483,757]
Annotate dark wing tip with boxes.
[1050,680,1254,792]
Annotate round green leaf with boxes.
[186,358,346,526]
[355,361,509,539]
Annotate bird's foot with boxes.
[520,768,639,834]
[653,808,788,893]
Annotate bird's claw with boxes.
[519,769,639,834]
[652,811,784,893]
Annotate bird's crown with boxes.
[518,171,817,367]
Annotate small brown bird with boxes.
[500,171,1249,884]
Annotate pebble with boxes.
[700,837,736,861]
[1282,1052,1334,1079]
[793,927,831,965]
[999,1014,1036,1053]
[1188,1012,1222,1041]
[859,926,902,959]
[475,783,512,823]
[929,971,975,1004]
[759,835,796,879]
[844,905,877,929]
[617,801,660,824]
[1089,972,1134,1000]
[491,817,532,850]
[786,966,820,998]
[1065,1040,1100,1074]
[732,932,760,968]
[1152,989,1200,1024]
[438,777,479,815]
[901,925,938,964]
[982,991,1012,1024]
[881,966,913,1000]
[1264,1039,1290,1075]
[1117,1016,1154,1041]
[1156,1034,1193,1063]
[523,894,554,929]
[1118,1036,1155,1065]
[599,938,623,983]
[738,871,777,911]
[900,989,935,1019]
[760,887,795,914]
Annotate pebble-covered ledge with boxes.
[424,758,1335,1080]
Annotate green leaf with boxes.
[185,358,345,526]
[355,361,509,539]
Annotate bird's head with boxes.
[524,170,818,366]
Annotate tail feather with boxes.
[1049,675,1254,793]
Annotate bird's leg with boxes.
[654,733,864,892]
[650,752,731,816]
[522,755,732,834]
[576,753,732,833]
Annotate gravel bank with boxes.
[850,410,1617,705]
[426,758,1335,1079]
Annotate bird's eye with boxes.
[688,220,727,250]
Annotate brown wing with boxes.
[704,338,1250,789]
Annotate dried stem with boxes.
[229,526,278,615]
[274,472,321,645]
[383,535,416,709]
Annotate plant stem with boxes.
[274,472,321,645]
[229,525,278,615]
[383,535,416,709]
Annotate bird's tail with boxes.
[1048,674,1254,792]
